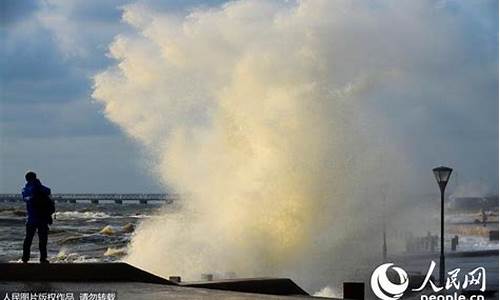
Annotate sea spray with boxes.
[91,0,470,290]
[313,286,339,298]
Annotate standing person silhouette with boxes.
[21,171,54,263]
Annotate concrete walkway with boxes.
[0,263,330,300]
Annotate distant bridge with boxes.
[0,193,178,204]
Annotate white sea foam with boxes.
[313,286,339,298]
[55,211,113,220]
[104,247,128,257]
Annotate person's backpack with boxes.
[46,196,56,224]
[34,187,55,224]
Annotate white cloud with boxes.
[36,0,127,58]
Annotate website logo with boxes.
[370,261,487,300]
[370,263,409,300]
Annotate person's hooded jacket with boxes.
[22,179,52,225]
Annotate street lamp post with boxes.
[382,188,387,261]
[433,166,453,286]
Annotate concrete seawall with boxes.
[0,263,319,299]
[0,263,173,284]
[181,277,308,296]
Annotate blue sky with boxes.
[0,0,498,193]
[0,0,211,192]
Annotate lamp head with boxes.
[433,166,453,192]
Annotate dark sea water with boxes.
[0,201,163,263]
[1,200,496,267]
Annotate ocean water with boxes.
[0,200,496,264]
[0,201,163,263]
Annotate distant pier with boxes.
[0,193,178,204]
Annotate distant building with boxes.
[449,195,499,211]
